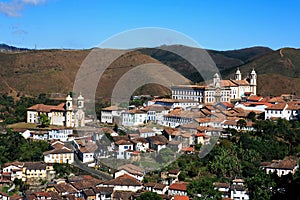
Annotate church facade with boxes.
[27,94,85,127]
[171,68,257,104]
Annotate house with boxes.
[27,94,85,128]
[137,128,156,138]
[161,108,204,128]
[121,109,148,127]
[68,175,103,198]
[171,85,205,102]
[114,139,133,159]
[265,101,299,120]
[222,119,254,131]
[144,182,168,195]
[25,191,61,200]
[213,182,230,198]
[101,106,124,124]
[143,104,170,123]
[43,146,74,164]
[230,179,249,200]
[48,129,73,142]
[131,137,149,152]
[46,182,79,197]
[22,162,56,184]
[154,98,199,110]
[168,169,181,185]
[73,139,97,163]
[168,182,189,196]
[114,164,145,182]
[153,183,168,195]
[95,187,114,200]
[99,174,143,192]
[147,135,169,152]
[2,161,24,181]
[261,158,299,177]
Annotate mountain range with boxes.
[0,44,299,100]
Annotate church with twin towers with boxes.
[171,68,257,104]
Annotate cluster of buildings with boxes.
[0,68,298,199]
[101,69,300,128]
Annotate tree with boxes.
[247,170,276,200]
[187,178,222,200]
[247,111,256,122]
[136,192,162,200]
[237,119,247,130]
[39,113,50,127]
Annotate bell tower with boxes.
[65,94,73,127]
[250,69,257,95]
[235,68,242,80]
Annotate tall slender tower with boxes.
[235,68,242,80]
[76,94,85,127]
[250,69,257,95]
[213,73,220,88]
[65,94,73,127]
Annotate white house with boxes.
[131,137,149,152]
[43,146,74,164]
[121,109,147,127]
[73,139,97,163]
[230,179,249,200]
[114,140,134,159]
[168,182,188,196]
[261,158,299,177]
[147,135,168,152]
[264,102,299,120]
[213,182,230,199]
[2,162,24,181]
[99,174,143,192]
[101,106,124,124]
[114,164,145,182]
[48,129,73,142]
[137,128,156,138]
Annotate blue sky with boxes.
[0,0,300,50]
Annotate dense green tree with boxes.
[187,178,222,200]
[247,170,276,200]
[136,191,162,200]
[247,111,257,122]
[237,119,247,130]
[39,113,50,127]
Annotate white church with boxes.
[27,94,85,127]
[171,68,257,103]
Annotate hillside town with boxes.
[0,68,299,199]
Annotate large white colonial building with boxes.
[27,94,85,127]
[171,68,257,104]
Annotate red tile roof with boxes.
[169,182,188,191]
[102,174,142,186]
[27,103,65,112]
[174,196,190,200]
[266,103,287,110]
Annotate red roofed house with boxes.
[261,157,299,177]
[114,139,133,159]
[43,142,74,164]
[114,164,145,182]
[265,102,299,120]
[99,174,143,192]
[168,182,189,196]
